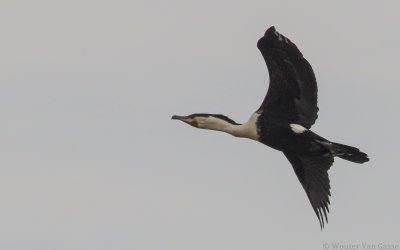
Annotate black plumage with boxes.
[172,26,369,228]
[256,27,368,228]
[257,26,318,129]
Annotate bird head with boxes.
[171,113,239,130]
[171,114,199,127]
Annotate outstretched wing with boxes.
[257,26,318,129]
[283,152,333,229]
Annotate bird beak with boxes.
[171,115,189,121]
[171,115,197,127]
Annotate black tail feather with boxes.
[330,142,369,163]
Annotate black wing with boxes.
[257,26,318,129]
[283,152,333,229]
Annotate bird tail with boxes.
[329,142,369,163]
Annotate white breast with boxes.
[233,113,260,140]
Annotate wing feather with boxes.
[284,152,333,229]
[257,26,319,129]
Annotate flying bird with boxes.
[172,26,369,228]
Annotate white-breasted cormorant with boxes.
[172,26,369,228]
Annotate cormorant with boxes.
[172,26,369,228]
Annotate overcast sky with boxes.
[1,1,399,249]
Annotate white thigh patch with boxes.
[290,124,307,134]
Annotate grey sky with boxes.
[0,1,399,249]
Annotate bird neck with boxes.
[197,113,259,140]
[197,116,239,134]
